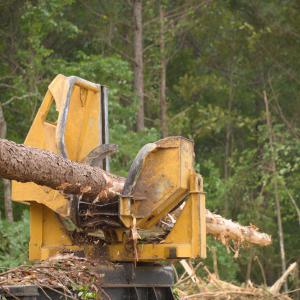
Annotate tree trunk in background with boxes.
[133,0,144,131]
[3,179,13,221]
[0,138,125,201]
[224,70,233,217]
[263,91,287,291]
[159,4,168,138]
[245,249,255,283]
[0,104,13,222]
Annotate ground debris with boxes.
[174,262,295,300]
[0,254,110,299]
[175,277,292,300]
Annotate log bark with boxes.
[0,138,124,200]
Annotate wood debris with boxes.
[174,261,298,300]
[0,254,110,299]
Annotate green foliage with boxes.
[51,53,160,175]
[0,0,299,287]
[110,126,159,176]
[206,238,239,282]
[72,284,97,300]
[0,210,29,269]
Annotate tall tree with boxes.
[133,0,145,131]
[263,91,287,290]
[0,104,13,222]
[159,3,168,137]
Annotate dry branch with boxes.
[270,262,298,295]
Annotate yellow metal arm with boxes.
[108,171,206,261]
[12,74,106,260]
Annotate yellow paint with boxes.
[11,75,207,262]
[29,203,78,260]
[109,172,206,261]
[120,137,194,229]
[12,74,103,260]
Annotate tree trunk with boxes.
[0,105,6,150]
[133,0,145,131]
[0,138,124,201]
[3,179,13,221]
[263,91,287,291]
[224,70,233,217]
[245,249,254,283]
[211,246,220,279]
[159,4,168,138]
[0,104,13,222]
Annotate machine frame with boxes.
[11,74,206,262]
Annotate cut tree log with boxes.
[0,138,271,246]
[0,138,124,201]
[206,210,272,246]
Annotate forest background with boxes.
[0,0,299,287]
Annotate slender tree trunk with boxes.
[263,91,287,291]
[245,249,254,283]
[255,256,267,286]
[133,0,145,131]
[159,4,168,138]
[211,246,220,279]
[224,71,233,217]
[3,179,13,221]
[0,138,124,201]
[0,104,13,222]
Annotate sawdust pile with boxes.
[0,254,108,299]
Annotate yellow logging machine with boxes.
[11,75,206,299]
